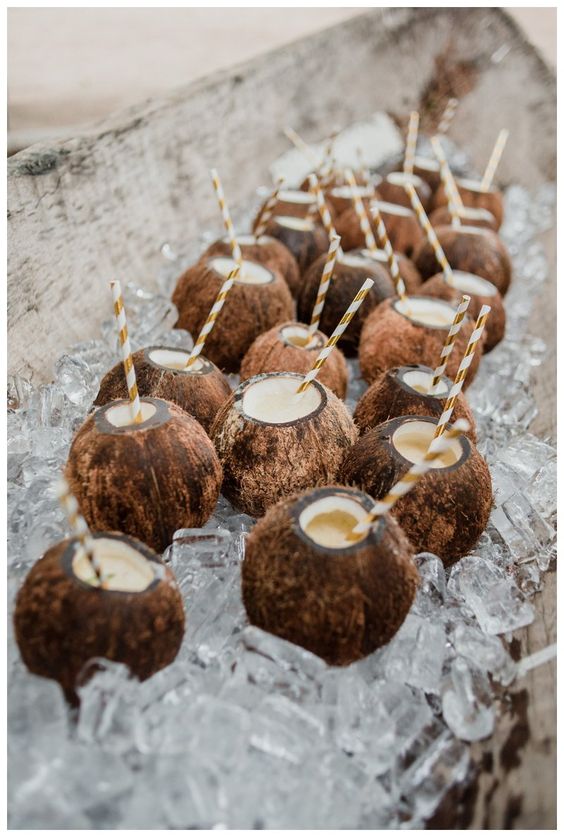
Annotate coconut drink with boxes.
[253,187,325,221]
[260,215,329,277]
[433,177,503,230]
[327,182,379,217]
[429,204,497,231]
[377,171,432,211]
[203,234,300,297]
[353,247,423,294]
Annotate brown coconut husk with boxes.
[203,235,301,298]
[260,216,330,277]
[172,256,294,373]
[326,185,380,217]
[359,297,481,386]
[297,254,395,356]
[94,346,231,435]
[433,179,504,229]
[354,364,477,441]
[351,248,423,294]
[242,485,418,665]
[211,372,357,518]
[377,172,433,211]
[421,272,506,352]
[413,225,512,296]
[240,321,348,399]
[14,533,185,703]
[339,415,493,565]
[429,206,497,231]
[65,398,222,553]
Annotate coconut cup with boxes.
[327,184,380,217]
[240,321,348,399]
[412,156,442,193]
[421,270,506,352]
[377,171,432,211]
[413,225,512,296]
[65,397,222,553]
[94,346,231,435]
[203,234,301,298]
[354,364,477,441]
[353,248,423,294]
[340,415,493,565]
[371,201,425,258]
[14,532,185,703]
[258,188,335,219]
[433,178,503,230]
[298,252,396,356]
[211,372,357,518]
[359,296,481,387]
[261,215,330,277]
[429,205,497,231]
[243,485,419,665]
[172,255,294,372]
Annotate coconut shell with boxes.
[297,255,395,356]
[413,225,512,296]
[429,206,497,231]
[13,533,185,702]
[412,157,442,193]
[260,217,330,277]
[172,257,294,373]
[65,398,222,553]
[336,204,425,258]
[359,297,481,387]
[203,236,301,298]
[211,373,357,518]
[94,346,231,435]
[377,173,432,211]
[351,248,423,294]
[339,415,493,565]
[421,273,506,352]
[240,321,348,399]
[326,187,380,218]
[242,485,418,665]
[433,181,504,230]
[354,365,477,441]
[254,192,335,222]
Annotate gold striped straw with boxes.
[431,135,462,228]
[284,126,320,169]
[433,304,491,439]
[185,266,240,368]
[356,147,371,185]
[403,111,420,175]
[110,280,143,424]
[254,177,285,239]
[308,173,341,252]
[56,477,106,587]
[405,182,454,284]
[370,204,408,303]
[345,168,377,253]
[319,132,338,183]
[308,234,341,338]
[481,129,509,191]
[210,168,243,267]
[430,294,471,392]
[437,97,459,136]
[296,278,374,393]
[347,418,470,539]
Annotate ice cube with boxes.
[382,614,446,694]
[441,657,495,741]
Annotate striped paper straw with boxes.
[356,147,371,185]
[370,204,408,302]
[56,477,106,587]
[433,304,491,439]
[481,129,509,191]
[319,132,338,181]
[430,294,471,392]
[345,168,377,253]
[403,111,420,175]
[308,234,341,337]
[254,176,285,238]
[437,98,459,136]
[284,126,320,169]
[431,136,462,227]
[110,280,142,424]
[348,418,470,538]
[185,266,240,367]
[210,169,242,267]
[297,278,374,393]
[308,173,341,249]
[405,183,453,283]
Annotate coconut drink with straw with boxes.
[413,97,459,192]
[377,111,433,210]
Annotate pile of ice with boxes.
[7,176,556,828]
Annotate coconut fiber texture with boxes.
[211,374,358,518]
[433,182,504,230]
[14,534,185,703]
[94,347,231,435]
[339,416,493,565]
[203,237,301,298]
[172,257,294,373]
[336,204,425,257]
[261,217,330,277]
[65,398,222,553]
[242,486,419,665]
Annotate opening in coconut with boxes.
[458,207,496,224]
[278,189,316,205]
[359,248,388,264]
[209,256,273,286]
[449,270,497,297]
[280,323,323,349]
[241,373,323,424]
[72,536,156,592]
[414,156,439,173]
[148,347,204,373]
[299,494,370,548]
[338,252,374,269]
[457,177,495,195]
[398,367,449,397]
[274,215,315,232]
[105,400,158,427]
[386,171,426,189]
[393,419,463,469]
[372,201,413,217]
[330,185,373,200]
[394,296,456,329]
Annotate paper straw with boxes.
[56,477,106,587]
[481,129,509,191]
[296,278,374,393]
[345,168,377,253]
[370,204,408,302]
[430,294,471,392]
[284,126,320,169]
[254,176,285,238]
[308,234,341,337]
[356,147,371,185]
[437,98,459,136]
[431,136,462,227]
[403,111,420,175]
[210,169,242,267]
[319,132,338,182]
[405,183,453,283]
[185,266,240,367]
[348,418,470,537]
[110,280,142,424]
[308,174,341,249]
[433,304,491,439]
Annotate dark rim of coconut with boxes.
[206,257,276,286]
[144,346,216,377]
[94,397,171,435]
[233,371,328,427]
[391,295,457,331]
[394,364,451,400]
[61,532,162,595]
[278,323,325,351]
[384,414,471,472]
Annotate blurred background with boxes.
[7,7,555,155]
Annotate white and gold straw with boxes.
[345,168,377,253]
[185,266,240,368]
[431,135,462,227]
[405,182,453,283]
[56,477,106,587]
[430,294,471,392]
[308,234,341,338]
[297,278,374,393]
[284,126,320,169]
[403,111,420,175]
[480,129,509,191]
[110,280,143,424]
[210,168,243,267]
[437,97,459,136]
[254,176,285,239]
[370,204,408,303]
[308,173,340,249]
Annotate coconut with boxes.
[14,532,185,702]
[242,485,419,665]
[326,183,379,217]
[172,255,294,372]
[297,252,396,356]
[377,171,432,211]
[65,397,222,553]
[260,215,330,277]
[211,372,357,518]
[353,247,423,294]
[253,188,329,222]
[354,364,477,440]
[240,321,348,399]
[412,155,442,193]
[203,234,301,297]
[413,224,512,296]
[370,201,425,257]
[94,346,231,435]
[359,296,481,386]
[339,415,493,565]
[433,177,503,230]
[421,270,506,352]
[429,205,497,231]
